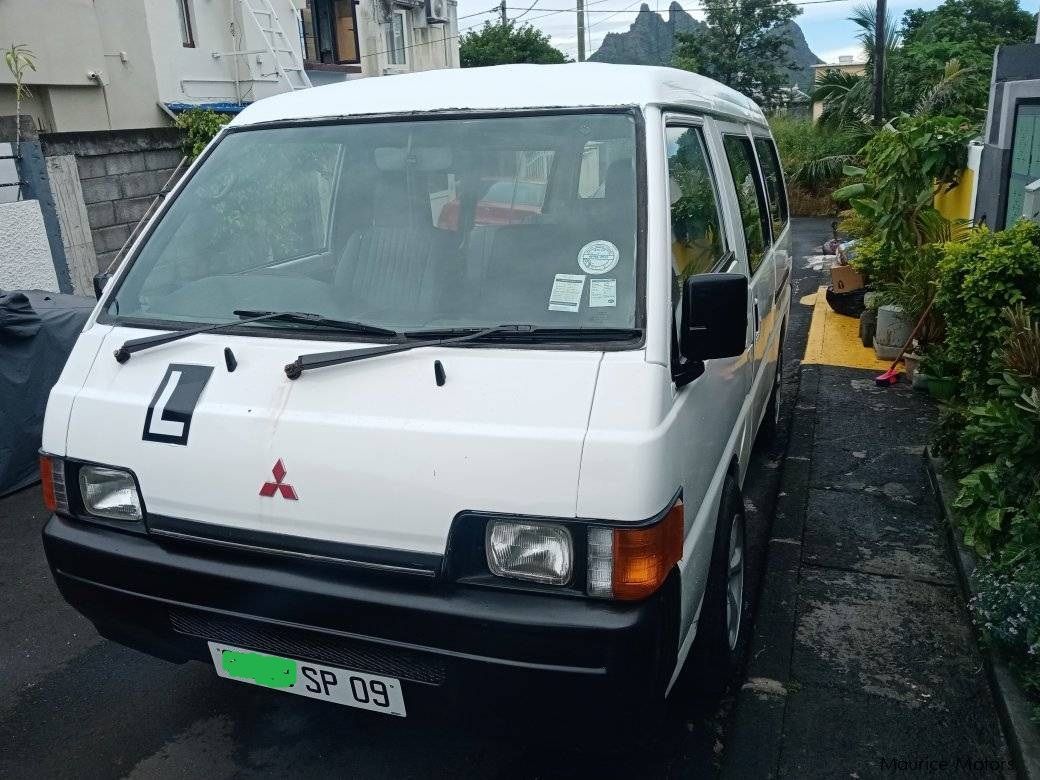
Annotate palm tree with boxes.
[812,69,872,131]
[914,58,976,116]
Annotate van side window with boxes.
[722,135,771,273]
[754,138,788,238]
[666,126,727,279]
[666,125,728,353]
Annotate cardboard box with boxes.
[830,264,864,293]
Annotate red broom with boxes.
[875,296,936,387]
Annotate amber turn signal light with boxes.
[612,501,684,600]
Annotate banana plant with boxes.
[3,43,36,157]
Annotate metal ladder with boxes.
[241,0,312,90]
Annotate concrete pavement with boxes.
[722,224,1013,778]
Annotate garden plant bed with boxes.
[926,450,1040,778]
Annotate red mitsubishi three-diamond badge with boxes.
[259,459,298,500]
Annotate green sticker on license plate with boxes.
[220,649,297,688]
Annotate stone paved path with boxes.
[723,224,1013,779]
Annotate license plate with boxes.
[207,642,406,717]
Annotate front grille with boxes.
[169,609,446,685]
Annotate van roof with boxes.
[229,63,767,128]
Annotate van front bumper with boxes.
[42,514,679,716]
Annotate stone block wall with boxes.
[40,129,184,272]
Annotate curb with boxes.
[924,451,1040,780]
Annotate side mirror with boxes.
[93,272,113,299]
[680,273,749,362]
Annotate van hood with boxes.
[65,327,603,557]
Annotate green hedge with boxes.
[930,220,1040,719]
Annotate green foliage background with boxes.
[460,21,570,67]
[672,0,800,110]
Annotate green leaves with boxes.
[834,114,977,290]
[460,22,569,68]
[832,182,866,200]
[175,109,231,160]
[672,0,801,111]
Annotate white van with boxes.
[40,64,791,719]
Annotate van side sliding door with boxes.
[662,114,752,654]
[751,130,793,345]
[713,121,778,436]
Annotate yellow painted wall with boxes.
[934,168,974,222]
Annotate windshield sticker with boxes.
[577,240,620,275]
[548,273,586,312]
[142,363,214,446]
[589,278,617,307]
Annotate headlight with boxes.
[485,521,573,585]
[78,465,143,522]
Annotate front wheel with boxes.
[671,476,749,706]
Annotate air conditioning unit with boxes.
[426,0,449,24]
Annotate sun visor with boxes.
[374,147,453,171]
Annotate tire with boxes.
[671,476,750,706]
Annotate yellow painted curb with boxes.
[801,286,892,371]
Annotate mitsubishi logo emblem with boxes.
[259,459,298,500]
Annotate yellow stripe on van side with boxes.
[801,286,891,371]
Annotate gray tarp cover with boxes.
[1,289,93,496]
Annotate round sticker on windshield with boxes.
[577,240,619,275]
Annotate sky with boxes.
[453,0,1040,64]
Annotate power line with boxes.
[360,13,494,62]
[588,0,643,29]
[513,0,541,20]
[508,0,869,12]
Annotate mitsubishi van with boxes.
[40,64,791,719]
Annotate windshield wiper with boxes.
[232,310,398,337]
[284,324,642,379]
[403,326,642,342]
[113,310,397,363]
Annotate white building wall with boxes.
[0,0,459,133]
[0,200,60,292]
[356,0,459,78]
[142,0,307,106]
[0,0,164,131]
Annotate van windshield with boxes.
[105,112,640,338]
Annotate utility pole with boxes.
[500,0,507,25]
[1034,7,1039,43]
[872,0,887,124]
[577,0,586,61]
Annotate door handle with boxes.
[753,299,761,333]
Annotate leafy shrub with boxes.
[999,304,1040,383]
[834,115,977,273]
[933,221,1040,396]
[175,108,231,160]
[970,559,1040,720]
[837,208,871,239]
[768,116,861,194]
[876,243,946,346]
[971,561,1040,658]
[848,236,906,284]
[952,370,1040,557]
